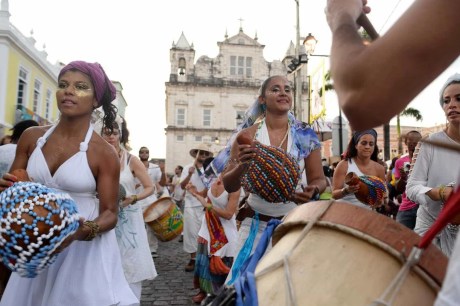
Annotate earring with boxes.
[261,104,266,113]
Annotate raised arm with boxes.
[326,0,460,130]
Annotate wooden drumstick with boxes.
[357,13,380,40]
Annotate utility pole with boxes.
[295,0,303,122]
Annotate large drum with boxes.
[143,196,183,242]
[254,200,447,306]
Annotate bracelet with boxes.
[229,158,239,165]
[83,220,100,241]
[312,185,320,200]
[439,185,446,203]
[131,194,138,205]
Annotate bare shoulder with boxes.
[20,125,49,142]
[17,125,51,153]
[87,132,118,167]
[336,159,348,171]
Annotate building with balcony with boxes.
[0,0,127,139]
[0,0,62,137]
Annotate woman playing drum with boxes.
[221,75,327,283]
[331,129,388,209]
[0,61,137,306]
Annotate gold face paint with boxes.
[57,81,94,98]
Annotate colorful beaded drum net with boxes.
[0,182,80,278]
[241,142,300,203]
[355,175,387,207]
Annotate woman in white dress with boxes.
[102,117,157,301]
[0,61,138,306]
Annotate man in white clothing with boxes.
[180,143,213,272]
[137,146,166,258]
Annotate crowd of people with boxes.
[1,0,460,304]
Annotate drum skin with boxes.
[143,197,183,242]
[254,200,447,306]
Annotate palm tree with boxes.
[396,107,423,154]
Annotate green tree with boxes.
[396,107,423,154]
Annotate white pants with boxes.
[183,206,205,254]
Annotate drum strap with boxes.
[233,219,282,306]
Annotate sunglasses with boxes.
[198,151,210,156]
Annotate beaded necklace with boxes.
[256,118,290,148]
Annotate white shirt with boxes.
[0,144,17,178]
[180,163,206,208]
[171,174,185,201]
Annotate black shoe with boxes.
[151,252,158,258]
[178,236,183,242]
[185,259,195,272]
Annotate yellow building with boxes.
[0,0,61,137]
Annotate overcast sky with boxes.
[8,0,460,158]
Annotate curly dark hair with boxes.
[100,89,118,136]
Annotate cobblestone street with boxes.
[140,236,197,306]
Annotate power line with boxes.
[379,0,403,33]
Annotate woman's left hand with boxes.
[54,218,85,253]
[120,195,136,207]
[290,185,319,204]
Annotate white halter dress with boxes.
[116,152,157,284]
[0,124,138,306]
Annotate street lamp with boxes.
[289,34,317,122]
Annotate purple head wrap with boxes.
[58,61,116,107]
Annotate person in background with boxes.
[394,130,422,230]
[180,143,214,272]
[0,60,137,306]
[170,165,185,211]
[137,146,167,258]
[169,165,185,243]
[0,135,12,145]
[102,117,157,301]
[331,129,387,210]
[325,1,460,304]
[322,158,332,178]
[222,75,326,283]
[406,75,460,257]
[0,120,39,179]
[187,162,240,304]
[386,156,399,203]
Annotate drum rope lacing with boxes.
[254,199,336,306]
[369,246,423,306]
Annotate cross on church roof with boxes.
[238,17,244,32]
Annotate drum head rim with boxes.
[143,196,174,222]
[274,200,448,286]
